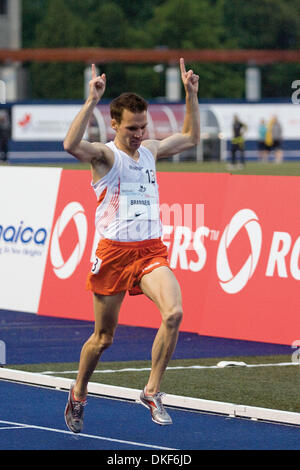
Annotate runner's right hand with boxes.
[89,63,106,102]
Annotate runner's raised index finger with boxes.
[91,63,96,79]
[179,58,186,75]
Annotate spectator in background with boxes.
[257,119,268,163]
[265,115,283,164]
[229,114,247,170]
[0,110,9,161]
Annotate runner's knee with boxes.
[93,332,114,353]
[164,307,183,330]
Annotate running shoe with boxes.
[64,382,86,433]
[140,387,172,425]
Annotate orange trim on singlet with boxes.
[97,187,107,206]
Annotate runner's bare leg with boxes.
[73,291,126,400]
[139,266,183,394]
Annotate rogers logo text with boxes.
[216,209,262,294]
[163,206,299,293]
[50,202,88,279]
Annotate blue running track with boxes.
[1,381,300,451]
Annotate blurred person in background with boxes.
[257,118,268,163]
[0,110,9,161]
[229,114,247,170]
[265,115,283,164]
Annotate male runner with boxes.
[64,58,200,432]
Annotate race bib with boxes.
[91,256,102,274]
[119,182,160,220]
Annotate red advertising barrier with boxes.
[38,170,96,321]
[199,175,300,344]
[38,170,300,345]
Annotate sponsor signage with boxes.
[38,170,97,321]
[0,167,62,311]
[0,168,299,345]
[11,103,300,142]
[12,105,83,141]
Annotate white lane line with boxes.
[0,425,27,431]
[40,362,299,375]
[0,419,177,450]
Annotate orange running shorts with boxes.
[86,238,170,296]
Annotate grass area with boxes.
[156,160,300,176]
[2,160,300,176]
[8,355,300,414]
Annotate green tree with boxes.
[143,0,244,98]
[29,0,86,99]
[222,0,300,97]
[223,0,300,49]
[22,0,50,47]
[147,0,224,49]
[85,2,128,47]
[116,0,164,27]
[76,1,131,98]
[23,0,300,99]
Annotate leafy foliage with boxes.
[22,0,300,99]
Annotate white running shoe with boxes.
[140,387,172,425]
[64,382,86,433]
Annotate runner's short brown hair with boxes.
[110,92,148,123]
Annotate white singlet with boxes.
[91,141,162,241]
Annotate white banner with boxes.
[12,105,82,141]
[12,102,300,143]
[0,167,61,312]
[209,103,300,140]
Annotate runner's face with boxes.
[112,109,148,154]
